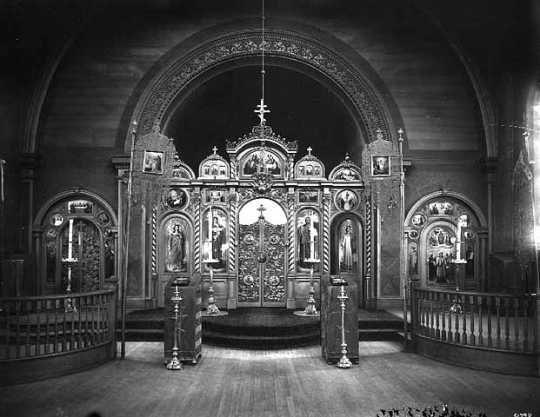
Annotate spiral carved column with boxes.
[365,197,372,278]
[322,193,331,273]
[151,207,158,275]
[287,194,296,274]
[193,193,201,272]
[229,193,238,272]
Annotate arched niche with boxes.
[201,207,228,272]
[159,214,193,276]
[405,192,487,290]
[296,208,322,273]
[33,189,118,295]
[330,213,363,277]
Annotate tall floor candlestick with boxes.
[336,283,352,368]
[202,259,228,316]
[167,283,183,370]
[294,258,320,317]
[62,218,78,312]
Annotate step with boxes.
[202,330,319,349]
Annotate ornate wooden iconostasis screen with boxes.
[125,123,403,310]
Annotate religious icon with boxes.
[206,190,226,204]
[371,156,390,176]
[142,151,164,174]
[334,167,360,181]
[426,225,456,283]
[428,201,454,215]
[336,190,358,211]
[408,242,418,275]
[296,209,320,270]
[298,191,318,203]
[200,160,228,179]
[68,200,93,214]
[242,150,281,176]
[164,219,187,273]
[50,213,64,226]
[411,214,425,226]
[97,211,110,225]
[202,208,227,270]
[338,220,357,273]
[165,188,187,209]
[172,167,191,179]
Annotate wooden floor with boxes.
[1,342,538,417]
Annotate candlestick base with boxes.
[166,353,182,371]
[337,351,352,369]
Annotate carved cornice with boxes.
[226,125,298,154]
[134,30,392,146]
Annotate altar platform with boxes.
[122,308,406,349]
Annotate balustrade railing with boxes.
[412,288,537,354]
[0,289,117,360]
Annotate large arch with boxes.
[122,19,405,151]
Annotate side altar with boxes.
[122,120,403,311]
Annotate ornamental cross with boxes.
[257,203,266,219]
[254,98,270,126]
[307,146,312,155]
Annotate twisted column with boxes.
[151,207,157,274]
[287,194,296,274]
[193,193,201,272]
[229,192,238,272]
[365,197,372,278]
[322,193,331,273]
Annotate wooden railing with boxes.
[412,288,537,353]
[0,289,117,360]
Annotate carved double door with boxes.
[237,212,287,307]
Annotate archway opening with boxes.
[164,65,362,168]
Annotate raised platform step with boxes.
[120,307,408,347]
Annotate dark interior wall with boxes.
[0,73,23,255]
[33,1,488,216]
[3,0,534,280]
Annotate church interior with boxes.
[0,1,539,416]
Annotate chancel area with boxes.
[0,1,539,416]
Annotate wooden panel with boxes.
[321,280,359,363]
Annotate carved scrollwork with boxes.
[135,32,392,145]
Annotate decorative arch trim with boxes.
[405,190,487,229]
[126,22,401,151]
[33,188,118,229]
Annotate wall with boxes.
[9,0,528,295]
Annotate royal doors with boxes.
[237,198,287,307]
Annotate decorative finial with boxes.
[257,203,266,219]
[131,120,138,135]
[307,146,312,155]
[212,146,218,155]
[254,98,270,126]
[344,152,350,161]
[397,128,404,143]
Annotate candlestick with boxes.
[67,218,73,259]
[167,283,183,371]
[62,218,78,313]
[336,283,352,369]
[202,260,228,316]
[294,259,320,317]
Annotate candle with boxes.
[67,218,74,259]
[207,208,213,260]
[309,220,317,260]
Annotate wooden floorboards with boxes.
[1,342,538,417]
